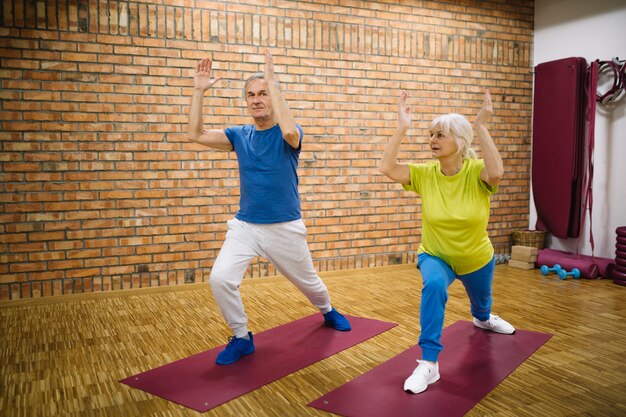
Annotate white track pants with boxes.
[209,218,332,338]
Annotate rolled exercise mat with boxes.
[120,314,397,412]
[532,57,587,238]
[587,255,617,278]
[309,321,552,417]
[537,249,599,278]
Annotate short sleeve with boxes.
[224,125,242,150]
[473,159,498,195]
[295,124,304,151]
[402,163,423,194]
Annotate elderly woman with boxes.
[379,90,515,394]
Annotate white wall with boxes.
[532,0,626,259]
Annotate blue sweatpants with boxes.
[417,252,495,362]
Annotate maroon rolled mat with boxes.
[309,321,552,417]
[537,248,600,278]
[585,256,614,278]
[120,314,396,412]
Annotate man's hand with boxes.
[194,58,220,92]
[264,50,276,85]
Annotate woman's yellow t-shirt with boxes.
[402,158,496,275]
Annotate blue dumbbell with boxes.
[557,268,581,280]
[540,264,562,276]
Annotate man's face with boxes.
[245,78,273,121]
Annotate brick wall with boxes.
[0,0,534,300]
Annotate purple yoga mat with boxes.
[309,321,552,417]
[537,248,607,278]
[120,314,396,412]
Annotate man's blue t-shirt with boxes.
[224,124,303,224]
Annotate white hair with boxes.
[429,113,477,159]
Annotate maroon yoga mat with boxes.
[536,248,607,278]
[309,321,552,417]
[532,57,588,239]
[120,314,396,412]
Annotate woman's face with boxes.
[428,128,458,159]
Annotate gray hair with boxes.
[243,73,280,98]
[429,113,477,159]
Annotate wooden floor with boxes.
[1,264,626,417]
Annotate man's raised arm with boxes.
[263,51,301,149]
[187,58,232,150]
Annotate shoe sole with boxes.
[473,321,516,335]
[324,322,351,331]
[215,348,255,365]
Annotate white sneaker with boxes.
[403,360,440,394]
[473,314,516,334]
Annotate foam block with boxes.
[511,245,538,262]
[508,259,536,270]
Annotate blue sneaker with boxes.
[323,307,351,331]
[215,332,255,365]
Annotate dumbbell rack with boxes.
[612,226,626,286]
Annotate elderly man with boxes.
[187,51,351,366]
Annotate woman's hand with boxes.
[475,90,493,126]
[398,90,411,130]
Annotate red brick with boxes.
[66,268,100,278]
[0,0,535,299]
